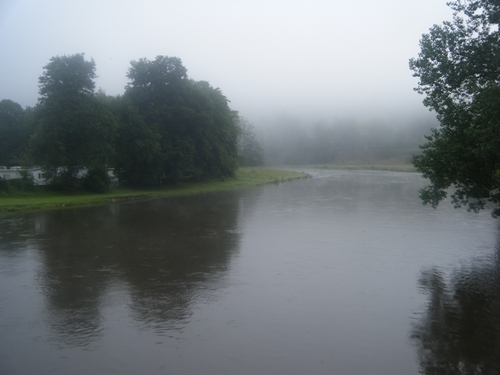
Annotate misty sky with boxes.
[0,0,452,125]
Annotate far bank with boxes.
[305,163,417,172]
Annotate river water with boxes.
[1,169,499,375]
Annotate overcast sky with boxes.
[0,0,452,125]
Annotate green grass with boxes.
[0,167,310,216]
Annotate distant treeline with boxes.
[0,54,263,192]
[255,116,437,166]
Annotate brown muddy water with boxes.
[1,170,499,375]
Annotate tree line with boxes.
[0,54,263,192]
[255,116,436,166]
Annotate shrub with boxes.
[80,167,110,193]
[0,170,34,193]
[0,178,9,193]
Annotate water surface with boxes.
[1,170,499,374]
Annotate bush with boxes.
[0,178,9,193]
[50,173,80,192]
[0,170,34,193]
[80,167,110,193]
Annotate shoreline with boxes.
[0,167,310,216]
[302,163,417,172]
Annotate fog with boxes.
[0,0,451,127]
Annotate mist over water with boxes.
[1,170,498,375]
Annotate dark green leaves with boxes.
[410,0,500,216]
[32,54,116,191]
[0,100,29,166]
[38,54,96,104]
[122,56,239,185]
[3,54,240,191]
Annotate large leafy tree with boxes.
[125,56,193,183]
[124,56,239,183]
[409,0,500,217]
[31,54,116,190]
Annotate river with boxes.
[1,169,499,375]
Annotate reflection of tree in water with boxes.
[118,194,242,333]
[34,191,249,346]
[411,244,500,374]
[36,207,123,347]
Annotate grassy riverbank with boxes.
[0,167,309,215]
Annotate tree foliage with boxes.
[409,0,500,217]
[123,56,239,185]
[112,96,165,187]
[0,100,33,166]
[31,54,116,191]
[1,54,241,190]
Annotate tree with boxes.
[0,100,25,166]
[124,56,239,182]
[188,80,239,178]
[31,54,116,191]
[125,56,194,182]
[409,0,500,217]
[112,96,165,187]
[237,117,264,166]
[0,101,36,167]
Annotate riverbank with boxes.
[306,164,417,172]
[300,149,418,172]
[0,167,310,215]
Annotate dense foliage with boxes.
[0,54,241,191]
[121,56,239,185]
[0,100,34,167]
[0,170,34,193]
[410,0,500,217]
[31,54,116,190]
